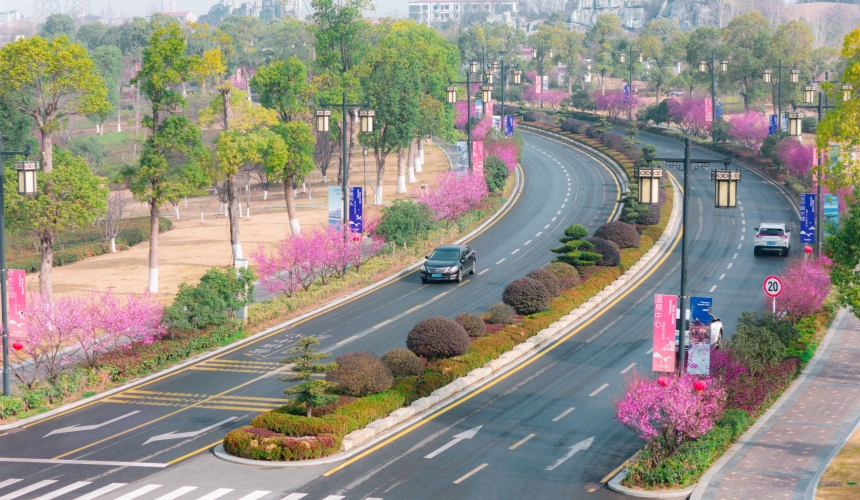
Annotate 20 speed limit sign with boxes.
[764,276,783,297]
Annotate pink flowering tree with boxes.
[615,373,726,464]
[542,89,568,110]
[727,111,769,150]
[776,139,814,177]
[666,97,711,138]
[414,171,489,224]
[595,91,638,119]
[769,258,831,320]
[486,139,518,173]
[471,116,493,141]
[454,100,476,129]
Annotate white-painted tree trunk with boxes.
[323,175,328,184]
[407,166,416,183]
[232,243,243,260]
[397,175,406,193]
[117,105,122,133]
[200,209,204,223]
[263,190,268,201]
[289,218,301,235]
[95,123,100,134]
[375,187,383,205]
[239,204,243,218]
[148,268,158,294]
[174,205,180,220]
[302,182,307,193]
[246,207,250,220]
[415,155,423,173]
[418,141,425,165]
[293,188,298,198]
[184,196,187,206]
[110,237,116,253]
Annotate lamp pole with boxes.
[628,46,634,122]
[449,64,477,172]
[533,43,551,110]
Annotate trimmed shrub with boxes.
[584,237,621,267]
[455,312,487,337]
[503,277,551,315]
[484,302,516,324]
[545,262,580,289]
[523,110,549,122]
[551,224,601,267]
[802,115,817,133]
[381,348,423,378]
[602,132,624,150]
[224,427,339,461]
[594,221,641,249]
[560,118,589,134]
[406,317,470,359]
[326,352,393,397]
[164,267,256,332]
[484,155,509,193]
[637,203,662,226]
[525,268,561,297]
[376,199,436,247]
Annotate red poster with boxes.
[486,102,493,118]
[652,294,676,372]
[705,98,713,124]
[472,141,484,176]
[7,270,26,339]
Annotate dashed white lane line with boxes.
[511,249,520,255]
[496,258,506,265]
[535,232,542,237]
[727,263,733,269]
[709,285,717,293]
[738,244,742,249]
[557,210,561,214]
[733,253,738,259]
[509,434,536,450]
[742,219,745,224]
[478,269,488,275]
[524,240,532,245]
[589,384,609,397]
[552,407,575,422]
[740,235,744,240]
[646,348,653,354]
[719,273,726,280]
[620,363,636,374]
[280,495,307,500]
[544,224,550,229]
[742,227,746,232]
[454,463,489,484]
[561,204,565,208]
[564,198,568,202]
[552,217,557,221]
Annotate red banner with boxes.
[472,141,484,176]
[7,270,26,340]
[652,294,676,372]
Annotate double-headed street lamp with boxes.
[761,59,801,126]
[1,132,36,396]
[698,50,728,138]
[619,47,644,121]
[315,94,374,275]
[490,51,521,136]
[448,61,482,172]
[643,140,737,371]
[532,43,553,109]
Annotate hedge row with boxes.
[223,429,340,461]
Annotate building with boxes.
[0,10,22,27]
[199,0,298,25]
[161,11,198,23]
[408,0,518,26]
[161,0,178,12]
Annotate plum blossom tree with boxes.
[414,171,488,224]
[776,139,814,177]
[486,139,518,173]
[727,110,769,150]
[666,97,710,138]
[771,258,831,320]
[595,91,639,119]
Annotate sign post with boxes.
[764,275,783,314]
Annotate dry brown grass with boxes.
[817,424,860,499]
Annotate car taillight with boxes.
[779,235,788,239]
[756,234,763,238]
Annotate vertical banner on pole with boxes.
[768,114,778,135]
[456,141,468,176]
[348,186,363,234]
[492,115,502,131]
[800,193,816,244]
[705,98,713,124]
[472,141,484,176]
[505,116,514,137]
[824,194,839,236]
[623,83,630,103]
[716,99,723,119]
[653,294,677,372]
[475,99,483,119]
[328,186,342,228]
[542,75,548,92]
[7,270,26,340]
[687,296,714,375]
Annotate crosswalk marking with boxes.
[0,481,21,491]
[153,486,197,500]
[237,492,271,500]
[280,495,307,500]
[33,482,91,500]
[0,480,57,500]
[113,484,162,500]
[195,489,234,500]
[321,496,344,500]
[71,483,127,500]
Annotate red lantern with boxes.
[12,341,23,351]
[804,246,813,254]
[694,380,706,394]
[657,376,670,387]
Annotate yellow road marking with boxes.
[166,440,224,465]
[508,433,535,450]
[590,450,640,491]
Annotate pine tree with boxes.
[551,225,602,267]
[280,337,338,417]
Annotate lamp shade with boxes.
[619,52,626,63]
[787,112,803,137]
[359,110,375,133]
[698,60,707,72]
[315,110,331,132]
[469,61,478,73]
[492,61,499,72]
[481,85,493,103]
[790,69,800,83]
[842,85,853,101]
[532,48,537,58]
[720,60,728,72]
[547,49,553,59]
[14,160,39,195]
[512,69,522,84]
[446,86,457,104]
[636,166,662,205]
[637,52,644,63]
[712,169,741,208]
[762,69,772,83]
[803,85,815,104]
[485,72,494,84]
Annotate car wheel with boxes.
[753,247,759,256]
[470,261,476,274]
[783,248,789,257]
[456,268,462,282]
[421,277,428,284]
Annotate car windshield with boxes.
[430,249,460,260]
[759,228,784,236]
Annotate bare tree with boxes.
[314,130,339,184]
[98,188,130,253]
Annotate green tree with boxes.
[251,57,311,123]
[77,22,109,50]
[827,197,860,315]
[682,26,723,98]
[551,225,601,267]
[586,14,623,95]
[124,115,209,293]
[311,0,372,75]
[3,148,107,296]
[0,100,33,152]
[90,45,123,135]
[164,267,255,332]
[639,19,683,103]
[768,20,814,116]
[264,122,316,236]
[38,14,76,41]
[280,336,339,417]
[723,12,772,110]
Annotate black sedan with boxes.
[420,245,477,283]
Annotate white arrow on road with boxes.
[424,425,482,459]
[44,411,140,437]
[144,417,238,445]
[545,436,595,471]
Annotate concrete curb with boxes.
[608,469,696,499]
[0,166,522,432]
[214,141,682,467]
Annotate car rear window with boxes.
[759,228,784,236]
[430,249,460,260]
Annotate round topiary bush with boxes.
[381,348,423,378]
[594,221,641,249]
[455,312,486,337]
[502,277,551,315]
[637,203,662,225]
[406,317,470,359]
[526,268,561,297]
[545,262,580,289]
[585,237,621,267]
[326,351,393,397]
[485,302,516,324]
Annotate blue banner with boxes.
[688,296,714,375]
[505,115,514,137]
[800,194,816,244]
[768,114,778,135]
[623,83,630,102]
[348,186,363,233]
[824,194,839,236]
[715,99,723,119]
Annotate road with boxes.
[0,132,624,499]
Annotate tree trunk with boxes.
[285,174,300,235]
[396,148,407,194]
[110,237,116,253]
[656,85,661,105]
[375,152,385,205]
[38,230,53,297]
[407,139,417,184]
[417,139,424,171]
[227,175,242,262]
[222,87,232,129]
[148,199,159,293]
[40,128,53,172]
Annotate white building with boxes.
[161,0,178,12]
[0,10,21,27]
[408,0,518,26]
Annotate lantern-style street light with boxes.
[787,111,803,137]
[760,60,800,125]
[698,50,727,138]
[481,85,493,104]
[711,168,741,208]
[449,62,479,171]
[635,163,663,205]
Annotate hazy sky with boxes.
[3,0,404,19]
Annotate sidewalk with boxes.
[692,308,860,499]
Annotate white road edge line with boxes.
[453,463,489,484]
[511,249,520,255]
[589,384,609,397]
[552,407,575,422]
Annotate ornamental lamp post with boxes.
[449,61,479,172]
[446,86,457,103]
[790,68,800,84]
[698,50,725,136]
[315,110,331,133]
[635,163,663,205]
[842,85,853,101]
[720,60,728,72]
[484,71,494,85]
[787,111,803,138]
[803,85,815,104]
[698,60,708,73]
[762,69,773,83]
[359,110,374,133]
[711,168,741,208]
[15,160,38,195]
[513,69,522,85]
[469,61,479,74]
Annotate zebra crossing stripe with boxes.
[153,486,198,500]
[194,488,234,500]
[32,481,91,500]
[280,494,307,500]
[71,483,127,500]
[236,492,272,500]
[0,480,57,500]
[113,484,162,500]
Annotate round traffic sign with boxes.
[764,276,783,297]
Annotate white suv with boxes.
[754,223,791,257]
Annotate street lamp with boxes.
[481,85,493,104]
[1,132,34,396]
[513,69,522,85]
[449,62,479,171]
[315,110,331,133]
[711,168,741,208]
[635,163,662,205]
[762,69,773,83]
[761,59,798,126]
[618,46,641,121]
[842,84,853,101]
[790,68,800,84]
[446,86,457,104]
[720,60,728,72]
[787,111,803,137]
[469,61,479,74]
[484,71,494,85]
[359,110,375,133]
[803,85,815,104]
[698,60,708,73]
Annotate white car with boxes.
[754,222,791,257]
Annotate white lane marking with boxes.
[524,240,532,245]
[620,363,636,374]
[0,458,166,468]
[557,210,561,214]
[564,198,568,202]
[478,269,488,275]
[545,437,594,471]
[544,224,550,229]
[153,487,198,500]
[561,204,565,208]
[279,495,307,500]
[742,219,745,224]
[645,348,653,354]
[535,232,542,237]
[738,244,742,249]
[742,227,745,232]
[733,253,738,259]
[552,217,557,221]
[727,263,733,269]
[719,274,726,280]
[740,235,744,240]
[509,434,536,450]
[589,383,609,397]
[709,285,717,293]
[113,485,163,500]
[45,411,141,437]
[454,463,489,484]
[496,258,506,264]
[511,249,520,255]
[71,484,127,500]
[321,496,345,500]
[336,335,357,345]
[236,493,272,500]
[0,481,57,500]
[33,483,92,500]
[194,490,234,500]
[0,482,22,491]
[372,319,391,329]
[552,407,575,422]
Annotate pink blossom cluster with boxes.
[615,373,725,461]
[776,139,814,177]
[666,97,710,138]
[726,111,769,150]
[485,139,518,173]
[414,171,489,222]
[454,100,476,129]
[770,258,831,320]
[471,116,494,141]
[595,91,639,119]
[11,291,165,388]
[252,227,383,297]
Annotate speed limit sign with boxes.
[764,276,783,297]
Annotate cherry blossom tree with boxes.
[666,97,711,138]
[776,139,814,177]
[727,110,769,150]
[414,171,489,223]
[771,258,831,320]
[595,91,639,119]
[486,139,518,173]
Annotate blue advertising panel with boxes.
[768,114,778,135]
[824,194,839,236]
[687,296,714,375]
[715,99,723,119]
[328,186,342,229]
[348,186,362,233]
[504,116,514,137]
[800,193,816,244]
[623,83,630,102]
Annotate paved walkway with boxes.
[692,308,860,500]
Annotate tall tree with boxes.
[251,57,311,123]
[38,14,77,41]
[90,46,123,135]
[311,0,373,75]
[639,19,683,104]
[190,23,236,128]
[264,122,316,236]
[586,14,623,95]
[768,20,814,115]
[723,12,772,110]
[77,22,109,50]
